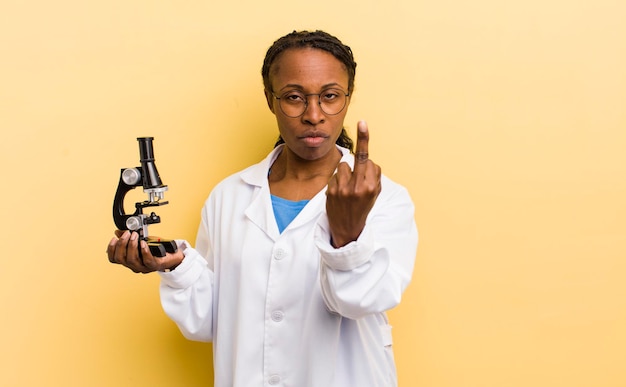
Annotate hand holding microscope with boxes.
[112,137,177,257]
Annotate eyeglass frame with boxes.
[269,88,351,118]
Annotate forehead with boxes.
[269,48,348,91]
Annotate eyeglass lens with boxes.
[278,89,348,117]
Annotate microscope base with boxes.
[146,238,178,257]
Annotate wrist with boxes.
[161,250,185,272]
[330,233,356,248]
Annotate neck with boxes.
[270,146,342,181]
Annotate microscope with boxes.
[112,137,178,257]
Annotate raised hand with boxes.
[326,120,382,247]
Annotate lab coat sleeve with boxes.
[315,180,418,320]
[158,206,215,342]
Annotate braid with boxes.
[262,30,356,153]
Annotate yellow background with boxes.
[1,0,625,386]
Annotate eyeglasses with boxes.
[270,88,350,118]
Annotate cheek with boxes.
[275,117,296,139]
[332,113,349,133]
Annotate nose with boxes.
[301,96,325,124]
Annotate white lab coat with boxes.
[159,145,418,387]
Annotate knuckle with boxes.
[354,183,378,197]
[337,185,353,197]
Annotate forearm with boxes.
[316,186,418,319]
[159,244,215,342]
[318,226,416,319]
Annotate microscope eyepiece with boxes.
[137,137,165,190]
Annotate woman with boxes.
[108,30,418,387]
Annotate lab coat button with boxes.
[271,310,284,322]
[274,248,286,260]
[268,374,281,385]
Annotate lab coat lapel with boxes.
[244,184,279,241]
[241,147,282,241]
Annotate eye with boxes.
[321,89,341,102]
[282,91,305,104]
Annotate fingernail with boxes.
[131,232,138,241]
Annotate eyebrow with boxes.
[277,82,347,92]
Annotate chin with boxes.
[291,145,332,161]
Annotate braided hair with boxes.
[262,30,357,152]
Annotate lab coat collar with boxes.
[240,144,353,240]
[239,144,353,188]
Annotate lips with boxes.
[299,132,329,147]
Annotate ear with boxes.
[264,89,276,114]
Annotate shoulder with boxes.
[206,164,259,204]
[377,173,415,210]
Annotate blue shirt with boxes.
[271,194,309,233]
